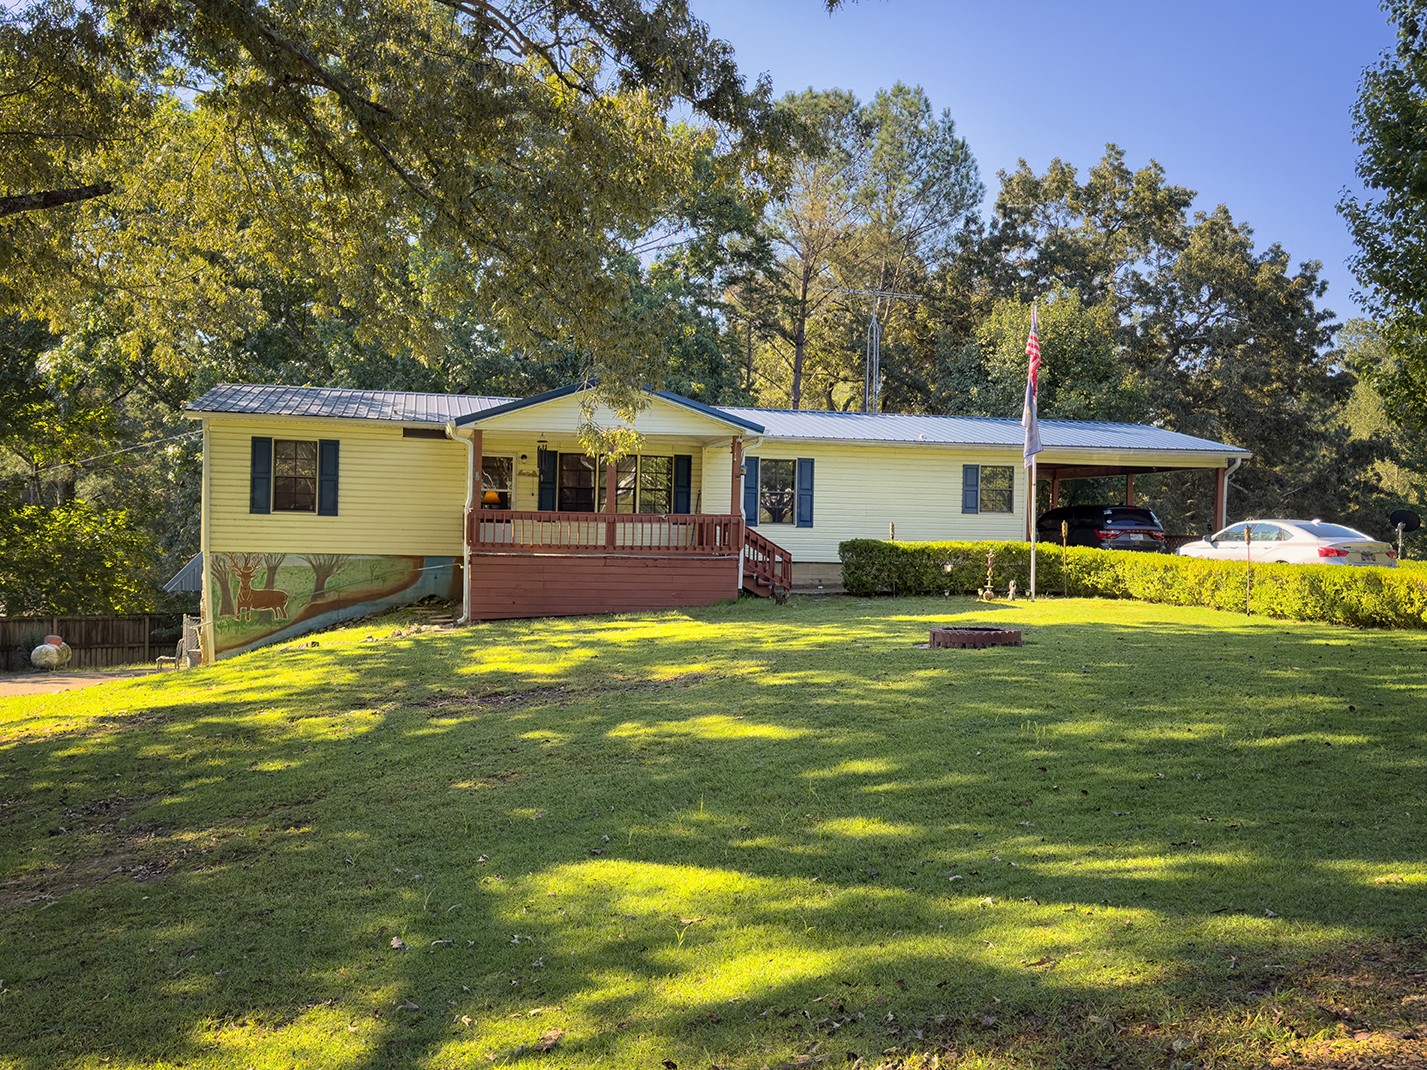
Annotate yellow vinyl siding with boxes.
[700,441,738,515]
[744,443,1026,562]
[206,417,467,555]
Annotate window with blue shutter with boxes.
[742,456,759,526]
[250,437,272,514]
[962,464,980,514]
[317,439,339,515]
[795,458,814,527]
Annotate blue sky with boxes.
[693,0,1395,323]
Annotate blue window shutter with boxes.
[743,456,759,526]
[537,450,557,511]
[795,458,814,527]
[318,439,340,515]
[672,454,692,514]
[962,464,980,514]
[250,437,272,514]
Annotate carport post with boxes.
[1215,466,1228,530]
[1124,472,1135,505]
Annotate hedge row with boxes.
[838,539,1427,629]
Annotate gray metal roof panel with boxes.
[187,384,514,423]
[718,406,1250,455]
[186,384,1247,456]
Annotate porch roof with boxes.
[451,382,765,433]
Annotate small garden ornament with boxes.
[979,548,998,601]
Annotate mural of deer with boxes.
[230,553,291,622]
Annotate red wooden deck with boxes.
[465,510,755,621]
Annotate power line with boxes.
[33,429,202,475]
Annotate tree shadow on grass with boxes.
[1,597,1424,1068]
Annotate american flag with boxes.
[1022,303,1043,466]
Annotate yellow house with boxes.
[188,382,1250,659]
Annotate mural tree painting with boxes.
[262,553,285,590]
[212,554,237,619]
[301,554,350,601]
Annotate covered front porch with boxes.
[451,389,791,621]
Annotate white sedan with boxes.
[1177,519,1398,566]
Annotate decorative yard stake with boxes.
[1245,525,1253,616]
[979,548,997,601]
[1061,520,1070,598]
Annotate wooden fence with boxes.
[0,614,183,672]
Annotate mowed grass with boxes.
[1,596,1425,1070]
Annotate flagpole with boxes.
[1029,456,1037,600]
[1023,299,1043,601]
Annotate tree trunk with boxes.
[791,265,813,410]
[302,554,350,598]
[212,557,236,619]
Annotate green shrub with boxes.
[838,539,1427,629]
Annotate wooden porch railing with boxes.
[743,527,794,591]
[468,510,743,554]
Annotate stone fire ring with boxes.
[929,625,1023,649]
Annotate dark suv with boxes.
[1035,505,1168,552]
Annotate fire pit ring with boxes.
[929,625,1023,649]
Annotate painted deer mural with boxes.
[230,553,291,622]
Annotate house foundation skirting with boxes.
[204,553,462,660]
[468,552,739,621]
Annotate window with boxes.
[743,457,813,528]
[557,453,597,512]
[638,455,673,514]
[961,464,1014,514]
[979,466,1014,513]
[250,436,338,515]
[273,439,317,512]
[759,459,796,524]
[479,456,514,508]
[596,455,674,514]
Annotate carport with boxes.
[1029,437,1251,541]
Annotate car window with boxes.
[1103,508,1161,527]
[1215,523,1248,543]
[1248,523,1288,542]
[1295,521,1368,540]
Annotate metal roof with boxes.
[186,383,1247,456]
[163,553,204,593]
[187,384,514,423]
[720,406,1251,455]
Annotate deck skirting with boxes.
[468,552,740,620]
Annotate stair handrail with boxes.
[744,527,793,590]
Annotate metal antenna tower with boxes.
[823,286,926,412]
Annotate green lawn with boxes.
[2,596,1425,1069]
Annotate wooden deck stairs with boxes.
[742,528,793,598]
